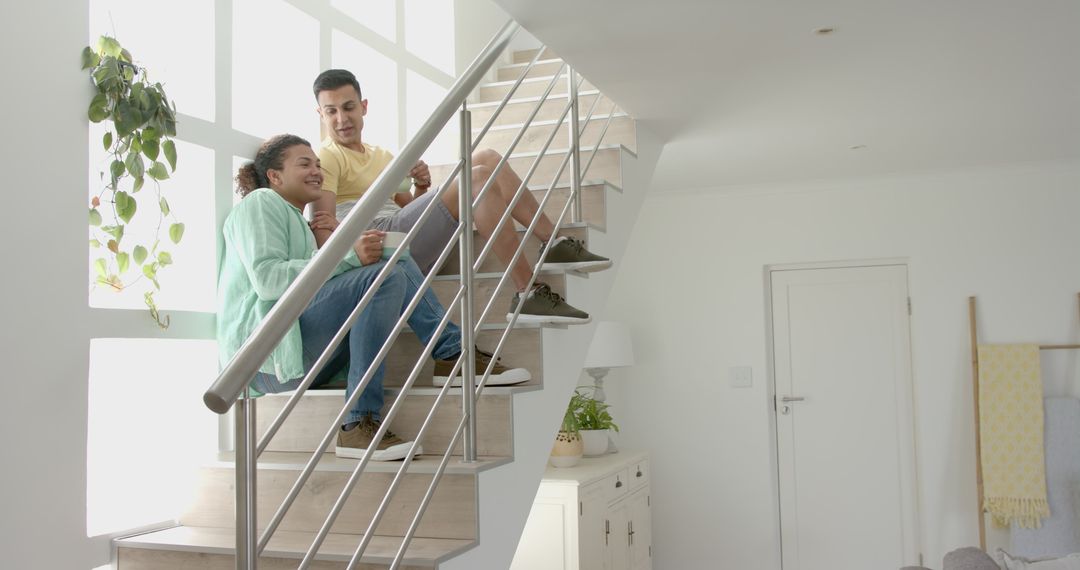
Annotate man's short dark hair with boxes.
[313,69,362,100]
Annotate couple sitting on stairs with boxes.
[217,69,611,461]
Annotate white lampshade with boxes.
[584,321,635,369]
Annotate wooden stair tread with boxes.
[210,451,511,474]
[117,525,474,566]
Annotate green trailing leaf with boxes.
[115,191,137,223]
[107,239,119,253]
[124,152,144,180]
[89,208,102,226]
[162,139,176,171]
[142,263,160,289]
[102,131,113,150]
[133,245,147,265]
[117,251,130,273]
[141,137,159,161]
[158,197,170,216]
[113,100,140,138]
[94,258,107,278]
[133,176,145,193]
[81,46,100,70]
[147,161,169,180]
[142,126,160,141]
[157,251,173,266]
[168,222,184,244]
[109,159,125,183]
[88,93,109,123]
[96,36,122,58]
[129,135,142,155]
[101,224,124,241]
[89,239,102,249]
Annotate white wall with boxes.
[602,160,1080,569]
[0,0,94,567]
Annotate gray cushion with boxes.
[945,547,1002,570]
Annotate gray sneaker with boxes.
[507,282,591,325]
[541,236,612,272]
[336,415,421,461]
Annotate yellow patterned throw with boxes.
[977,344,1050,529]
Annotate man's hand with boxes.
[409,160,432,189]
[309,211,339,234]
[354,229,385,265]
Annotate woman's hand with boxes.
[309,211,339,234]
[354,229,385,265]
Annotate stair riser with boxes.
[181,468,476,539]
[118,549,424,570]
[384,327,541,389]
[479,77,595,103]
[432,274,566,327]
[435,225,588,276]
[256,394,515,457]
[512,47,557,64]
[475,115,636,156]
[496,60,564,82]
[471,93,616,126]
[430,147,623,190]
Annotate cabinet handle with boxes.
[605,519,610,545]
[628,521,634,545]
[636,469,642,477]
[615,479,623,489]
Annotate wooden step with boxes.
[432,272,567,327]
[117,526,470,569]
[181,454,493,539]
[471,92,617,127]
[430,145,625,189]
[434,223,590,276]
[479,75,595,103]
[512,46,557,64]
[475,114,636,155]
[255,389,518,457]
[496,59,565,82]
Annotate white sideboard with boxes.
[511,451,652,570]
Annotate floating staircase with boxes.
[115,45,658,569]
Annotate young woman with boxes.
[218,134,528,461]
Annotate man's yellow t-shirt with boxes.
[318,138,400,220]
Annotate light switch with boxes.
[729,366,753,388]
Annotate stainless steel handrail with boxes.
[203,19,519,415]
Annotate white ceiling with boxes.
[493,0,1080,191]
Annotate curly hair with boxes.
[235,134,311,198]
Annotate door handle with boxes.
[780,396,805,402]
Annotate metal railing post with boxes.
[235,392,257,569]
[567,66,583,223]
[459,103,478,463]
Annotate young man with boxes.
[310,69,612,325]
[218,134,528,461]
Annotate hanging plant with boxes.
[83,35,182,329]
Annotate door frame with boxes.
[762,258,923,569]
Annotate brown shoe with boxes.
[433,346,531,387]
[335,415,420,461]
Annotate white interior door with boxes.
[770,264,920,570]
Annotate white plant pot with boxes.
[580,429,609,457]
[550,431,583,468]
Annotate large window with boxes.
[85,0,458,539]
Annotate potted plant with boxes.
[572,387,619,456]
[549,391,584,468]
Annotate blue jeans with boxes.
[251,259,461,424]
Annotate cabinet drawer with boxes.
[601,468,630,503]
[629,459,649,490]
